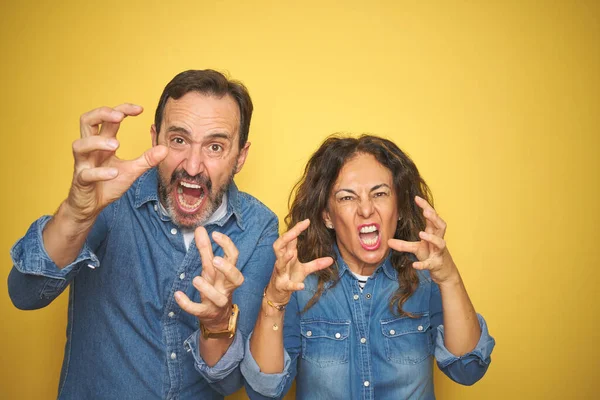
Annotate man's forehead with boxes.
[163,92,240,124]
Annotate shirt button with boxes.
[179,273,185,280]
[366,293,372,299]
[306,331,312,337]
[170,352,177,360]
[171,228,177,235]
[418,325,424,331]
[390,329,396,335]
[168,312,175,318]
[360,337,367,344]
[335,333,341,339]
[154,204,158,211]
[353,294,359,300]
[364,381,370,387]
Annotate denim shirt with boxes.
[242,249,495,400]
[8,168,278,400]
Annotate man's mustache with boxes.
[170,169,212,193]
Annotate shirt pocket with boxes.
[381,313,433,365]
[300,319,350,367]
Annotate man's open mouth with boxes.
[358,223,381,250]
[175,181,206,212]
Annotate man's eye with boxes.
[209,144,223,152]
[172,137,185,145]
[340,196,354,201]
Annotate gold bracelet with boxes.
[263,287,288,312]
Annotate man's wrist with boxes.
[200,304,239,339]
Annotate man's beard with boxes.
[157,167,234,229]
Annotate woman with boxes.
[241,135,495,399]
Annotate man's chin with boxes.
[170,209,210,229]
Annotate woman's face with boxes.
[323,152,399,274]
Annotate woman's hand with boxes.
[388,196,458,285]
[266,219,334,304]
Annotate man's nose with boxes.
[183,145,205,177]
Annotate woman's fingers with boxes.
[273,219,310,257]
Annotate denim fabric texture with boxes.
[9,168,278,400]
[241,247,495,400]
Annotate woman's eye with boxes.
[340,196,354,201]
[374,192,388,198]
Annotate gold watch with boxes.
[200,304,239,339]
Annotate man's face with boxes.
[151,92,249,229]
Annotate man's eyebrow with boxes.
[165,127,232,142]
[165,126,192,136]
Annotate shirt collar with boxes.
[332,243,398,281]
[133,168,245,230]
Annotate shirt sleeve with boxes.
[428,281,496,385]
[186,214,280,396]
[8,206,113,310]
[184,328,244,383]
[434,313,495,385]
[241,291,301,399]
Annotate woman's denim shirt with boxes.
[241,249,495,399]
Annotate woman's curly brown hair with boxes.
[286,134,433,316]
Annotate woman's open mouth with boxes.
[358,223,381,250]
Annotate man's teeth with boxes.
[178,193,204,210]
[180,182,201,189]
[360,225,377,233]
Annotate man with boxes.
[8,70,278,399]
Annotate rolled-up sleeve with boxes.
[435,313,495,385]
[184,328,245,386]
[240,331,293,399]
[8,216,101,310]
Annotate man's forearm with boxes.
[42,201,96,268]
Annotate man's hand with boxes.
[66,104,168,224]
[174,227,244,332]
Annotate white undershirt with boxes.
[158,193,228,250]
[350,270,371,292]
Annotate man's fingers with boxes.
[79,107,125,138]
[174,290,207,317]
[77,167,119,185]
[72,136,119,161]
[130,145,168,173]
[213,256,244,289]
[303,256,334,276]
[192,276,229,308]
[98,104,144,138]
[211,231,239,266]
[195,227,216,281]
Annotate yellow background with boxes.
[1,1,598,398]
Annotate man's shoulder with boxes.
[235,190,277,221]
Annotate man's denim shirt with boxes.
[242,248,495,400]
[8,168,278,400]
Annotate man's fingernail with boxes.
[213,257,223,266]
[107,139,118,149]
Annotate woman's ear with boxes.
[322,209,334,230]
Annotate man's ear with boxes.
[234,142,251,174]
[150,124,158,146]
